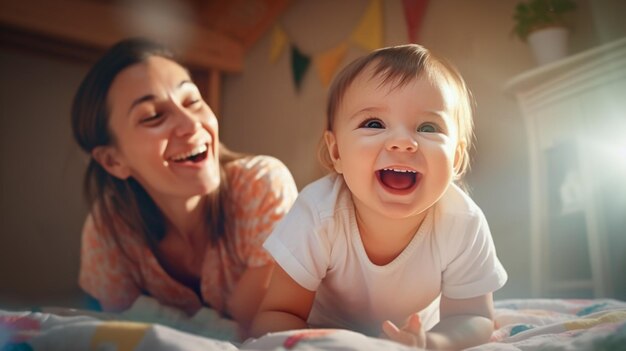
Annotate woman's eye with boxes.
[140,113,163,124]
[186,98,201,107]
[183,93,204,108]
[417,123,438,133]
[361,119,384,129]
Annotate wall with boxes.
[0,49,90,307]
[219,0,623,299]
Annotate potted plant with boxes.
[512,0,578,65]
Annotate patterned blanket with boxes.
[472,298,626,350]
[1,298,625,350]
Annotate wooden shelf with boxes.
[0,0,244,72]
[0,0,248,115]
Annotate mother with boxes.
[71,38,297,330]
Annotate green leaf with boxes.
[511,0,577,41]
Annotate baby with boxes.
[251,44,507,349]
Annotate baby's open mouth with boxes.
[377,168,420,190]
[170,144,208,163]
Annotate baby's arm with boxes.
[226,263,276,331]
[427,293,494,349]
[383,293,494,350]
[249,265,316,338]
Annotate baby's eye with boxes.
[360,119,384,129]
[417,123,439,133]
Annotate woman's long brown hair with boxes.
[71,38,244,260]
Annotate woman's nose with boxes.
[173,105,201,136]
[385,129,418,152]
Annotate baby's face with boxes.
[324,67,461,221]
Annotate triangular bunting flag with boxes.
[269,25,288,63]
[291,45,311,91]
[350,0,383,51]
[402,0,428,43]
[314,42,349,87]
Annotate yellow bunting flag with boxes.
[269,25,288,63]
[350,0,383,51]
[315,42,349,87]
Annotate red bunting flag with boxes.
[402,0,429,43]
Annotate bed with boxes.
[2,297,625,350]
[2,2,625,350]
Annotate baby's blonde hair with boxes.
[319,44,475,180]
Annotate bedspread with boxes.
[471,298,626,350]
[1,298,625,350]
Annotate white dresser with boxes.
[505,37,626,299]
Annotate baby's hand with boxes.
[382,313,426,348]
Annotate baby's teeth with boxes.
[384,168,416,173]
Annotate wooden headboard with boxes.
[0,0,245,115]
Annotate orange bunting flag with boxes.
[314,43,349,87]
[350,0,383,51]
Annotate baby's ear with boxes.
[453,140,467,177]
[91,145,131,179]
[323,130,343,174]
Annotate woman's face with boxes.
[98,56,220,201]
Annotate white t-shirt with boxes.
[264,173,507,336]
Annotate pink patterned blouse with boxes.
[78,155,298,315]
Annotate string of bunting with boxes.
[269,0,429,91]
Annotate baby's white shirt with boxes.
[264,173,507,336]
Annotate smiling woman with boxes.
[71,38,298,336]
